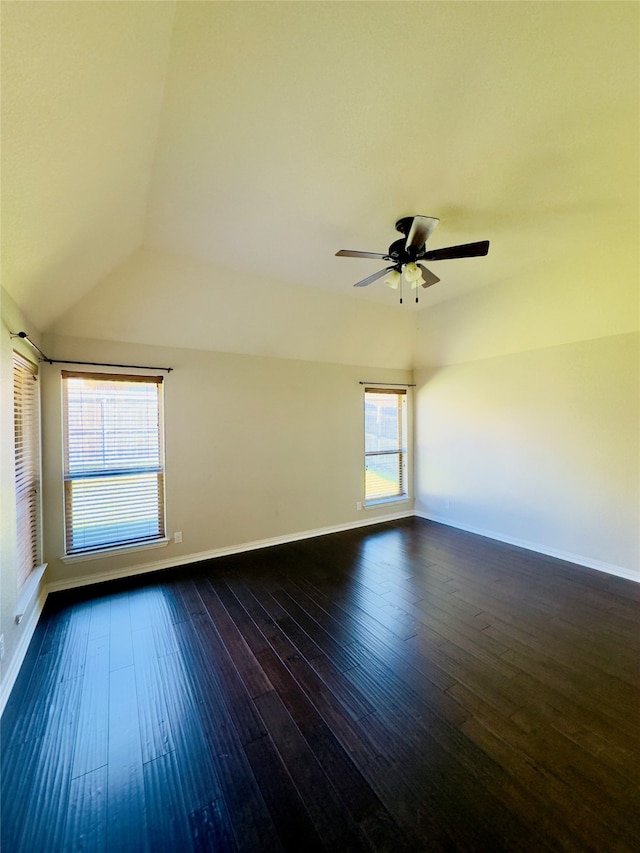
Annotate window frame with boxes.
[363,387,409,507]
[61,371,167,557]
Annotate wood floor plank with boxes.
[106,665,149,853]
[87,597,111,640]
[71,635,110,778]
[188,798,238,853]
[62,765,108,853]
[131,626,176,763]
[108,592,134,671]
[143,749,195,852]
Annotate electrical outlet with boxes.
[174,531,183,544]
[0,634,4,661]
[356,501,362,511]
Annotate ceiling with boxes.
[2,1,638,331]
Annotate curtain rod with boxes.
[10,332,173,373]
[359,381,415,387]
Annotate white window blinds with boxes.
[13,351,41,589]
[62,372,165,555]
[364,388,408,503]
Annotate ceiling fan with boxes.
[336,215,489,303]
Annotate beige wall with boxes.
[415,333,639,579]
[41,334,414,588]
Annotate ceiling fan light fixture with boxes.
[384,269,401,289]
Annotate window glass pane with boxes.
[364,389,407,504]
[365,393,401,453]
[365,452,402,501]
[63,373,165,554]
[66,473,163,553]
[65,378,160,474]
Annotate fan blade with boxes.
[336,249,388,259]
[405,216,439,250]
[353,267,394,288]
[417,265,440,288]
[421,240,490,261]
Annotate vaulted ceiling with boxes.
[2,2,638,339]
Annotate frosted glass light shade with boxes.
[385,269,402,289]
[404,262,422,282]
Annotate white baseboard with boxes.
[0,586,48,717]
[46,509,415,593]
[414,511,639,584]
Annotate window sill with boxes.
[16,563,48,622]
[364,496,411,509]
[61,537,170,564]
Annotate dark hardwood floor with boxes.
[2,518,639,852]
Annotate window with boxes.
[62,372,165,555]
[13,351,42,589]
[364,388,408,504]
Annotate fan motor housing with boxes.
[387,237,419,264]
